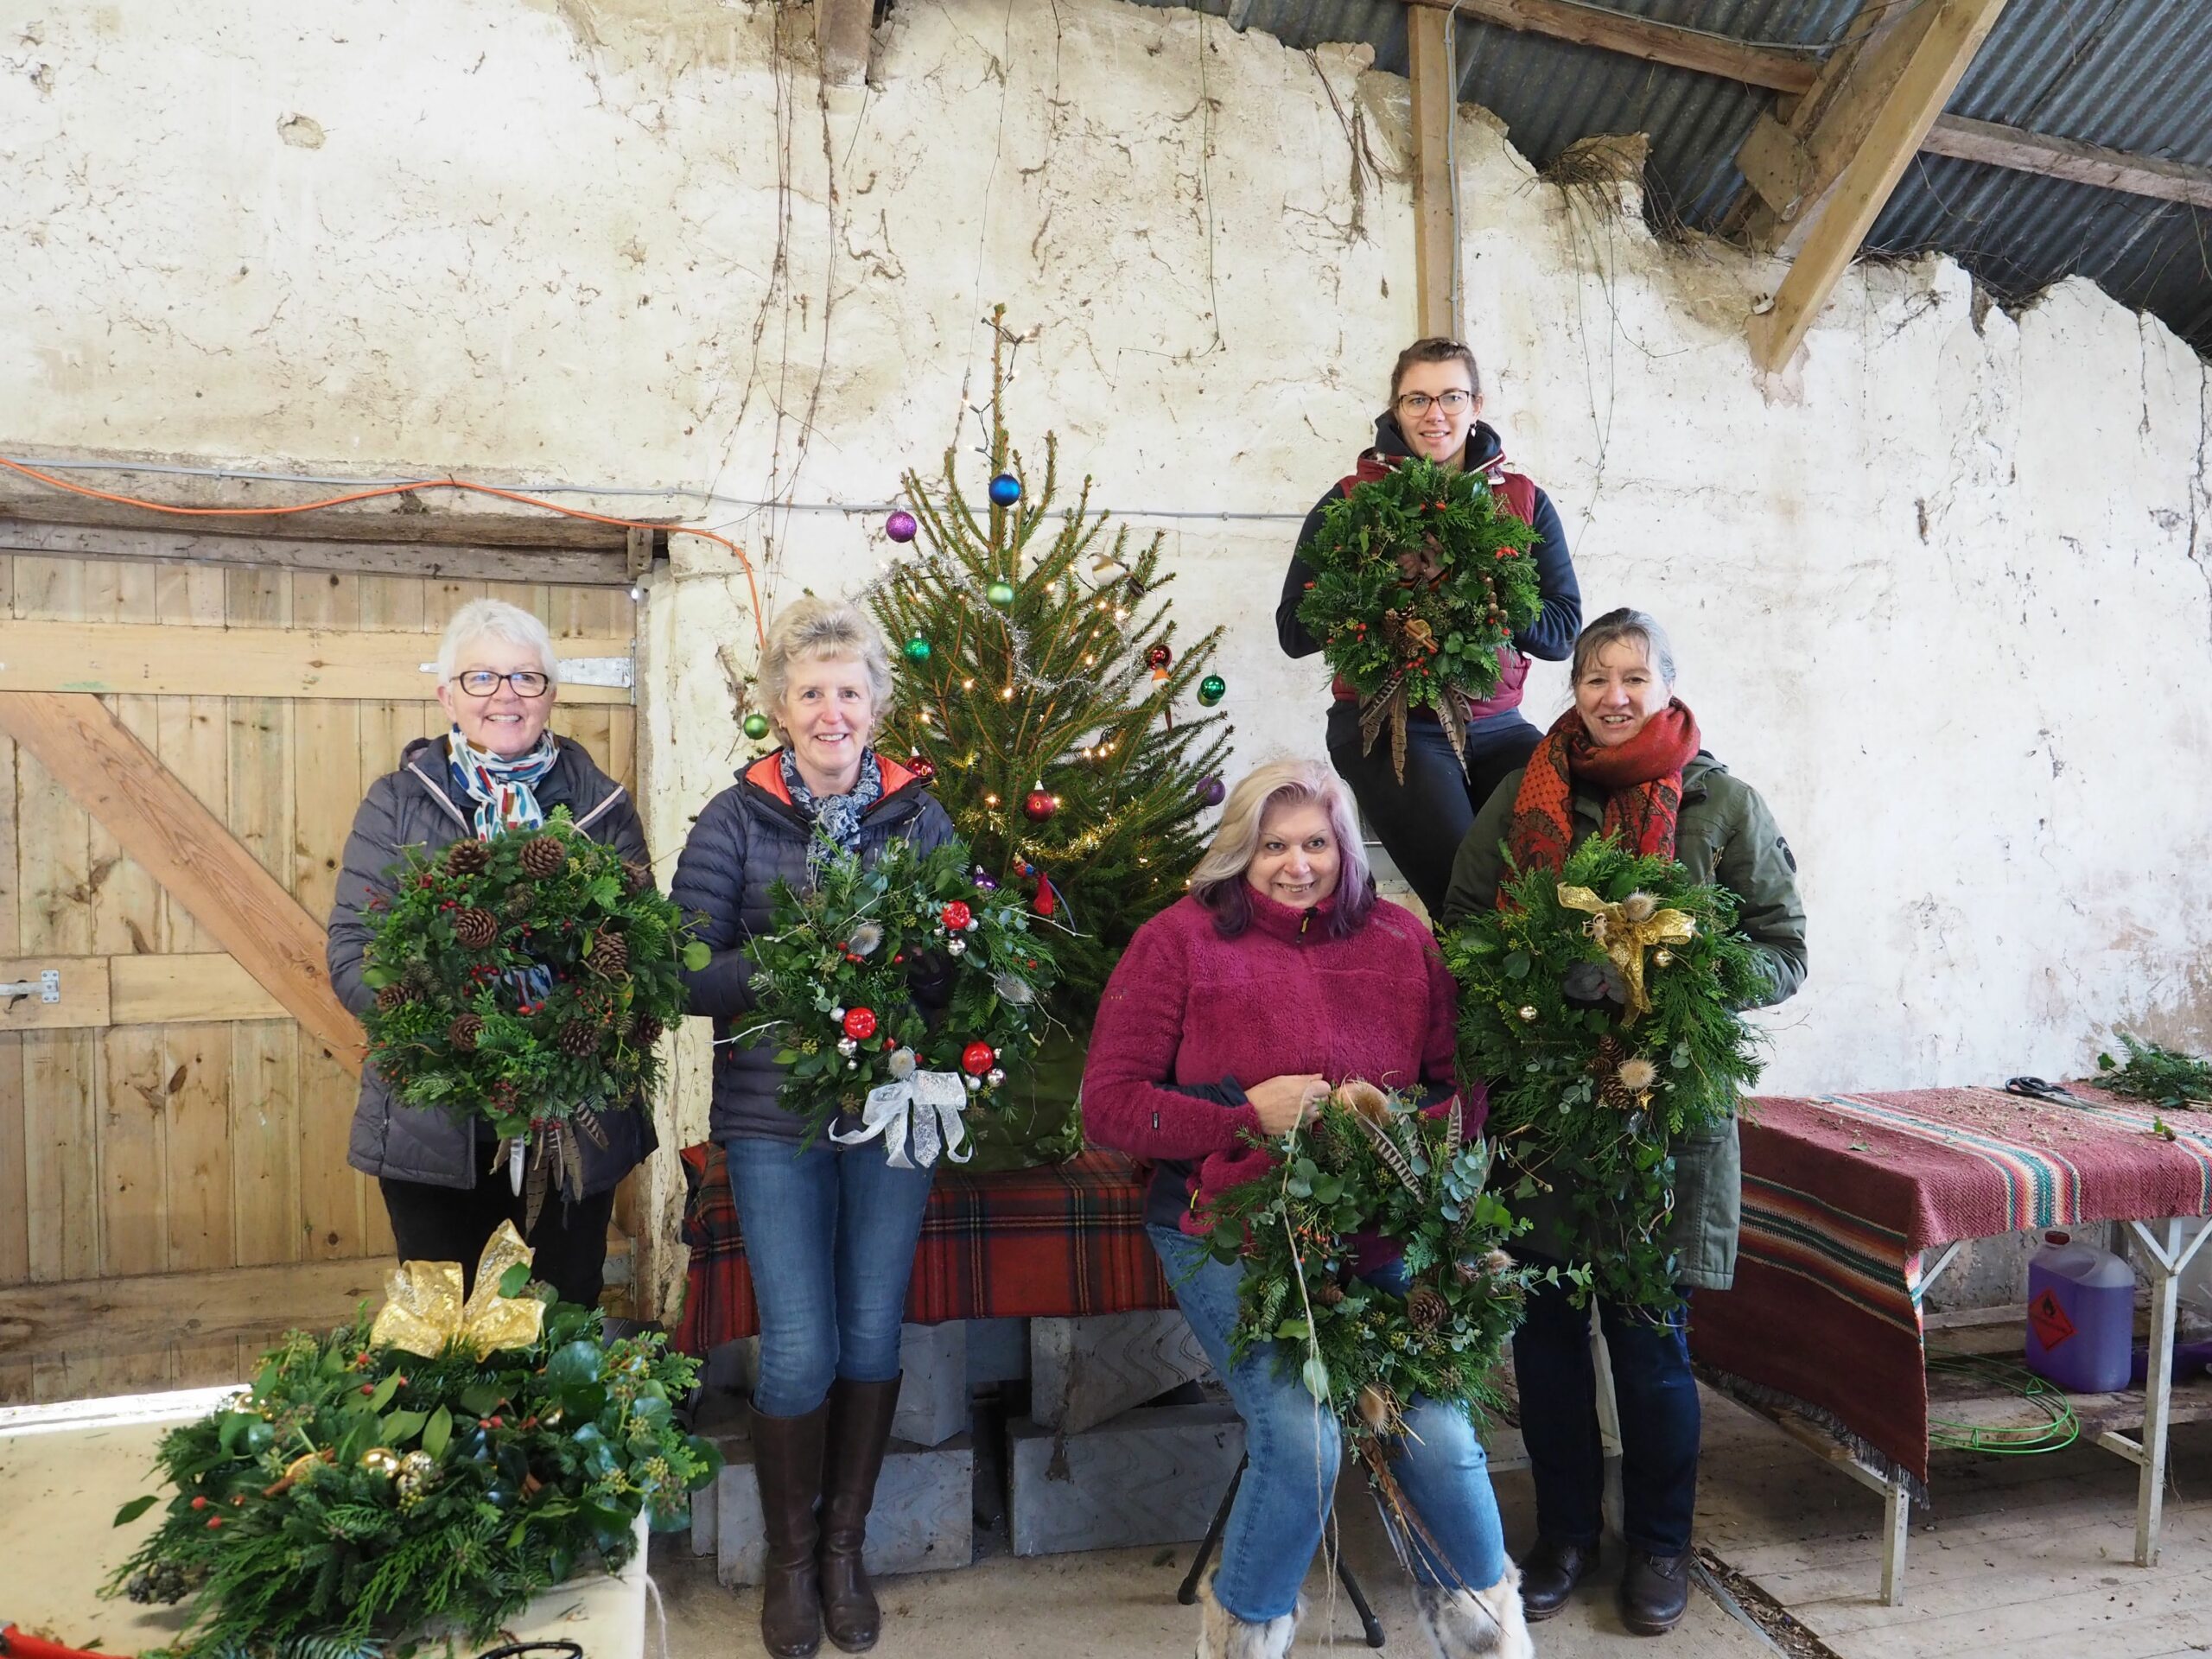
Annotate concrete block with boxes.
[1007,1404,1244,1557]
[689,1453,719,1555]
[966,1316,1030,1384]
[715,1434,974,1587]
[1031,1309,1211,1434]
[893,1321,969,1448]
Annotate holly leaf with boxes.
[423,1405,453,1459]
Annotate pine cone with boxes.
[442,840,491,876]
[518,836,567,880]
[453,907,499,949]
[503,891,534,920]
[374,984,413,1013]
[633,1014,664,1046]
[125,1561,192,1605]
[447,1014,485,1052]
[1407,1285,1447,1332]
[622,858,653,895]
[1316,1281,1346,1307]
[588,932,630,976]
[557,1021,600,1058]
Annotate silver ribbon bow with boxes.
[830,1070,975,1169]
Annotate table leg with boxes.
[2109,1218,2212,1567]
[1881,1478,1910,1607]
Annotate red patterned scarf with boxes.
[1503,700,1700,880]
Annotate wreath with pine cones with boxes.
[1200,1083,1534,1452]
[1294,454,1541,780]
[360,809,706,1213]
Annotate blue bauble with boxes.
[988,473,1022,507]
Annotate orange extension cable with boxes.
[0,454,765,647]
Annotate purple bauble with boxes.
[972,865,1001,892]
[886,509,918,543]
[1198,775,1225,807]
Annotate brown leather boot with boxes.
[817,1376,903,1653]
[751,1402,830,1658]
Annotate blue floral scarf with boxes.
[781,747,883,874]
[448,728,559,841]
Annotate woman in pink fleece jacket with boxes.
[1084,760,1530,1659]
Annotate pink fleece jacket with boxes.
[1083,887,1480,1235]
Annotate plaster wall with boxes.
[5,0,2209,1309]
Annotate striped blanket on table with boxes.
[674,1143,1177,1355]
[1691,1084,2212,1489]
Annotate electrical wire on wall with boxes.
[0,454,769,648]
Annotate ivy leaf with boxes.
[1503,950,1530,980]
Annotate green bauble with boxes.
[986,581,1016,608]
[741,713,772,741]
[1197,674,1227,707]
[903,635,932,663]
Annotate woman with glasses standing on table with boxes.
[1277,338,1581,918]
[327,598,654,1306]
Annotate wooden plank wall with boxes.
[0,552,635,1402]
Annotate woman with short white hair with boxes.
[327,597,654,1304]
[671,594,957,1659]
[1084,760,1529,1659]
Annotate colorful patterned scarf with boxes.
[781,747,884,874]
[447,728,559,842]
[1503,700,1701,880]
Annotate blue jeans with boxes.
[1151,1225,1508,1623]
[722,1135,938,1418]
[1513,1258,1700,1555]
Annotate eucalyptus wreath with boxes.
[1201,1084,1533,1449]
[1442,836,1769,1313]
[1294,454,1541,778]
[740,834,1059,1149]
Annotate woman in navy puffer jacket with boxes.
[671,596,955,1659]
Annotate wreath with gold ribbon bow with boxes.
[1443,836,1770,1312]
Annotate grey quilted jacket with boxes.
[669,749,957,1146]
[328,734,657,1193]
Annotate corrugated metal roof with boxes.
[1136,0,2212,350]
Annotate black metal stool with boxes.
[1175,1453,1386,1648]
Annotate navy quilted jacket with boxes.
[669,749,957,1145]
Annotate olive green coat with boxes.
[1441,753,1808,1294]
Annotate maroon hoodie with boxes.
[1083,887,1479,1238]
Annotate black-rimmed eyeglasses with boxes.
[452,670,552,698]
[1395,390,1474,416]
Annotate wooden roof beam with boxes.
[1407,5,1462,339]
[1745,0,2012,372]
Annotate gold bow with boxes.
[369,1220,544,1360]
[1557,885,1697,1023]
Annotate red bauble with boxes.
[842,1007,878,1041]
[1145,643,1172,671]
[962,1041,996,1077]
[1023,790,1058,822]
[908,751,938,780]
[941,899,973,931]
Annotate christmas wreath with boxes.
[1200,1084,1532,1452]
[1294,454,1541,779]
[1442,836,1770,1313]
[107,1224,720,1657]
[741,834,1058,1159]
[360,810,706,1220]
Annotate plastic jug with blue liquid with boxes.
[2024,1230,2133,1393]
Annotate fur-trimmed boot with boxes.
[1414,1561,1536,1659]
[1197,1573,1301,1659]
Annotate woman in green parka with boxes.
[1441,607,1805,1638]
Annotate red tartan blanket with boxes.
[674,1143,1178,1354]
[1692,1083,2212,1487]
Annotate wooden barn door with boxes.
[0,549,638,1403]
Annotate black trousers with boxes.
[1325,702,1542,918]
[378,1171,617,1308]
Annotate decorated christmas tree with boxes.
[868,308,1232,1142]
